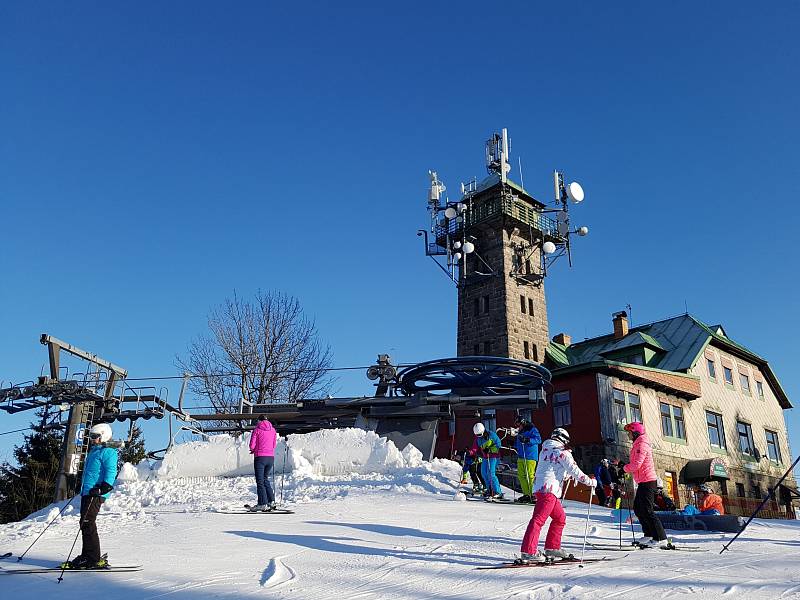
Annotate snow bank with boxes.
[150,428,433,480]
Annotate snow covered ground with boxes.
[1,429,798,599]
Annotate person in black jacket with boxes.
[593,459,613,507]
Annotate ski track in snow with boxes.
[260,556,296,588]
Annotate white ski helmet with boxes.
[89,423,113,443]
[473,422,486,436]
[551,427,570,445]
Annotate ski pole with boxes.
[580,485,595,564]
[625,479,636,544]
[618,490,623,549]
[720,454,800,554]
[18,497,75,562]
[58,497,93,583]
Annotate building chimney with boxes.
[613,311,629,339]
[552,333,571,347]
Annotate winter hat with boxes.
[473,422,486,435]
[601,458,610,466]
[698,484,712,494]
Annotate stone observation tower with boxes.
[420,129,588,362]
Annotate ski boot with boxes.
[60,555,89,570]
[266,502,278,512]
[514,495,531,504]
[634,536,652,548]
[544,548,573,561]
[248,504,268,512]
[514,551,546,565]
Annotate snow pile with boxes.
[94,428,461,513]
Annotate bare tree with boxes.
[177,291,334,420]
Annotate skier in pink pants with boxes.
[518,428,596,564]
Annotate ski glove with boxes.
[88,482,114,497]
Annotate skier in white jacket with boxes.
[517,428,596,563]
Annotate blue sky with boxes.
[1,2,798,472]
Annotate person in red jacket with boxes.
[622,422,668,548]
[697,484,725,515]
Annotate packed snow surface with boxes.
[1,428,798,599]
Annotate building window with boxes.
[660,402,686,441]
[765,430,782,463]
[528,298,534,316]
[740,373,750,395]
[723,366,734,386]
[532,344,539,362]
[473,298,480,317]
[737,421,755,456]
[735,482,745,497]
[525,259,531,275]
[520,295,526,314]
[474,344,480,356]
[628,392,641,424]
[483,295,490,314]
[553,391,571,427]
[756,380,764,399]
[483,341,492,355]
[626,354,644,366]
[613,389,641,425]
[706,411,726,449]
[707,359,716,380]
[523,341,530,359]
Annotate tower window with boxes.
[520,295,526,314]
[474,344,480,355]
[525,259,531,275]
[483,295,490,314]
[524,341,530,359]
[483,341,492,355]
[532,344,539,362]
[528,298,534,316]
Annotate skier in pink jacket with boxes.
[622,422,668,547]
[248,415,278,512]
[517,428,597,564]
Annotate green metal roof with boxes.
[545,313,791,409]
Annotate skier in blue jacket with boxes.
[472,422,504,500]
[513,418,541,503]
[62,423,119,570]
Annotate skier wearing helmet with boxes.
[61,423,118,569]
[516,427,597,564]
[471,422,504,500]
[622,421,668,547]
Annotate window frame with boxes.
[612,388,641,428]
[739,372,751,395]
[736,421,756,457]
[723,366,734,387]
[660,401,687,442]
[765,429,782,464]
[520,295,526,314]
[553,390,571,427]
[706,410,727,450]
[756,380,765,399]
[707,358,717,380]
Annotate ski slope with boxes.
[0,429,798,599]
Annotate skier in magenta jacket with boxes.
[622,422,667,547]
[248,415,278,512]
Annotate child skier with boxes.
[249,414,278,511]
[513,417,541,503]
[622,422,668,547]
[458,448,486,494]
[62,423,118,569]
[472,422,503,500]
[593,458,613,507]
[517,428,597,563]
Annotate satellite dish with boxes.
[577,226,589,236]
[453,241,462,250]
[454,252,462,261]
[462,241,475,254]
[543,241,557,255]
[444,207,457,219]
[566,182,584,203]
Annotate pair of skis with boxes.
[0,553,141,575]
[590,541,707,553]
[478,555,621,570]
[214,504,295,515]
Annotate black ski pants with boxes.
[80,495,104,561]
[633,480,667,541]
[469,463,486,488]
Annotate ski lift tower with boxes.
[418,128,589,363]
